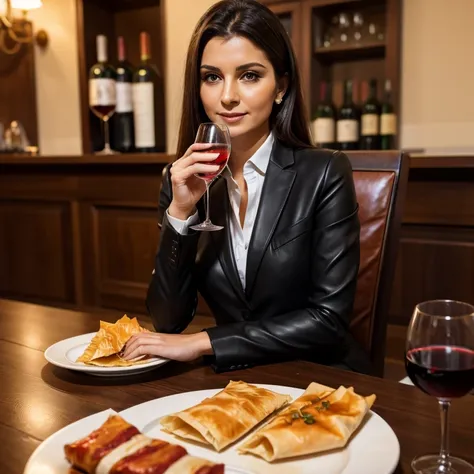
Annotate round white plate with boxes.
[24,384,400,474]
[44,332,169,376]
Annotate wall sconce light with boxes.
[0,0,49,55]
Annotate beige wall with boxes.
[163,0,219,154]
[29,0,82,155]
[400,0,474,152]
[29,0,474,155]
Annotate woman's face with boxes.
[199,35,286,140]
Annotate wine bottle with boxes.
[312,81,336,148]
[133,32,158,153]
[380,79,397,150]
[89,35,116,122]
[360,79,380,150]
[337,80,359,150]
[113,36,135,153]
[89,35,117,154]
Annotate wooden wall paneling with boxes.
[0,22,38,147]
[85,203,159,313]
[385,0,402,142]
[403,181,474,227]
[0,200,74,303]
[389,226,474,325]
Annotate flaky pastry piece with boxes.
[238,382,376,461]
[76,315,149,367]
[160,380,292,451]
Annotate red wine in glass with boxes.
[405,346,474,399]
[90,104,116,120]
[189,123,231,232]
[196,144,230,181]
[405,300,474,474]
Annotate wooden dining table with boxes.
[1,297,473,474]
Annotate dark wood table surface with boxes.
[1,298,473,474]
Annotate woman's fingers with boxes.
[122,334,161,359]
[172,152,219,174]
[124,344,164,361]
[172,163,219,183]
[173,143,214,166]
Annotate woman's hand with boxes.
[168,143,220,220]
[122,331,213,362]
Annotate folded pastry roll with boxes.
[160,380,291,452]
[238,382,376,462]
[64,414,224,474]
[77,315,149,367]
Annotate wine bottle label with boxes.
[116,82,133,113]
[313,118,335,144]
[337,119,359,142]
[89,79,116,106]
[361,114,379,136]
[381,113,397,135]
[133,82,155,148]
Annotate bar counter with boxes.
[1,153,474,325]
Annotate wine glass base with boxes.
[190,222,224,232]
[412,454,474,474]
[95,148,120,155]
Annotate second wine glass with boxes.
[189,122,231,232]
[405,299,474,474]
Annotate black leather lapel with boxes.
[209,176,247,304]
[245,142,296,298]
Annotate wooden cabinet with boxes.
[75,0,166,154]
[263,0,402,145]
[0,155,170,314]
[264,1,304,61]
[388,162,474,325]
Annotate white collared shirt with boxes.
[167,132,274,290]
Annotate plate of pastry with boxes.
[24,380,400,474]
[44,315,169,376]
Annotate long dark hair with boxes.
[175,0,313,159]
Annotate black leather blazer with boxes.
[146,140,372,374]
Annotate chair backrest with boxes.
[345,151,409,377]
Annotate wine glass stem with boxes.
[204,181,211,224]
[103,118,111,151]
[438,400,451,472]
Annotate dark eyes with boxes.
[202,71,261,83]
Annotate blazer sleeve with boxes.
[204,151,360,371]
[146,164,200,333]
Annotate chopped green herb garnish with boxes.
[322,401,331,410]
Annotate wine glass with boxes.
[405,300,474,474]
[189,123,231,232]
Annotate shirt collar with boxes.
[223,131,274,182]
[246,131,274,175]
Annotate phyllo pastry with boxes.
[64,414,224,474]
[238,382,376,461]
[160,380,291,452]
[77,315,149,367]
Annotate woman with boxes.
[123,0,371,374]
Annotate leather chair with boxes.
[345,151,409,377]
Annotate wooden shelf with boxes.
[0,153,172,165]
[314,41,385,61]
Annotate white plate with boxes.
[24,384,400,474]
[44,332,169,376]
